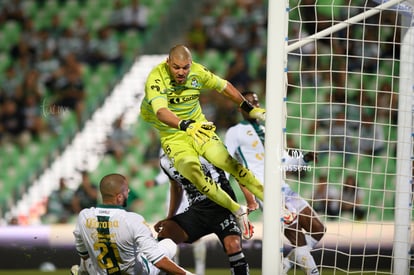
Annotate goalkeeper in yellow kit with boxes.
[140,45,265,239]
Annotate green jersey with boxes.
[140,60,227,137]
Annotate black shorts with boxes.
[170,201,242,245]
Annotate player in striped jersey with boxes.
[225,91,325,275]
[72,173,194,275]
[153,152,250,275]
[145,148,208,275]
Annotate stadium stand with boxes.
[1,0,399,225]
[0,0,176,224]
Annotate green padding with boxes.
[316,0,345,18]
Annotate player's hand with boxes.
[303,152,317,163]
[249,107,266,120]
[180,120,216,145]
[187,121,216,145]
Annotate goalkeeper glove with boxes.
[240,100,266,120]
[179,120,216,145]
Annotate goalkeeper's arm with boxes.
[221,82,266,120]
[155,104,216,145]
[155,107,183,129]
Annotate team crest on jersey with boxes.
[191,77,201,88]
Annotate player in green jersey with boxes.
[140,45,266,239]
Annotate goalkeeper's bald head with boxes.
[169,44,192,61]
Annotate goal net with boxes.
[264,0,414,274]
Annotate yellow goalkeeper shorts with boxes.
[161,131,264,202]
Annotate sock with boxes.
[229,251,249,275]
[193,240,207,275]
[283,255,293,273]
[294,245,319,275]
[305,234,319,249]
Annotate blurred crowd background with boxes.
[0,0,270,225]
[0,0,400,226]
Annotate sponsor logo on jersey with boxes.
[86,218,119,229]
[168,94,199,104]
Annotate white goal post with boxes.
[264,0,414,274]
[262,0,287,274]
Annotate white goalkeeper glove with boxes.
[240,100,266,120]
[179,120,216,145]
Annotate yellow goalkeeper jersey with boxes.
[140,60,227,137]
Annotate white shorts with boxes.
[283,184,309,215]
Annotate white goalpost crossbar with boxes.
[286,0,408,53]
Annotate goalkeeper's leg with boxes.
[174,153,241,213]
[203,141,264,201]
[174,149,254,239]
[163,133,242,213]
[163,134,254,239]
